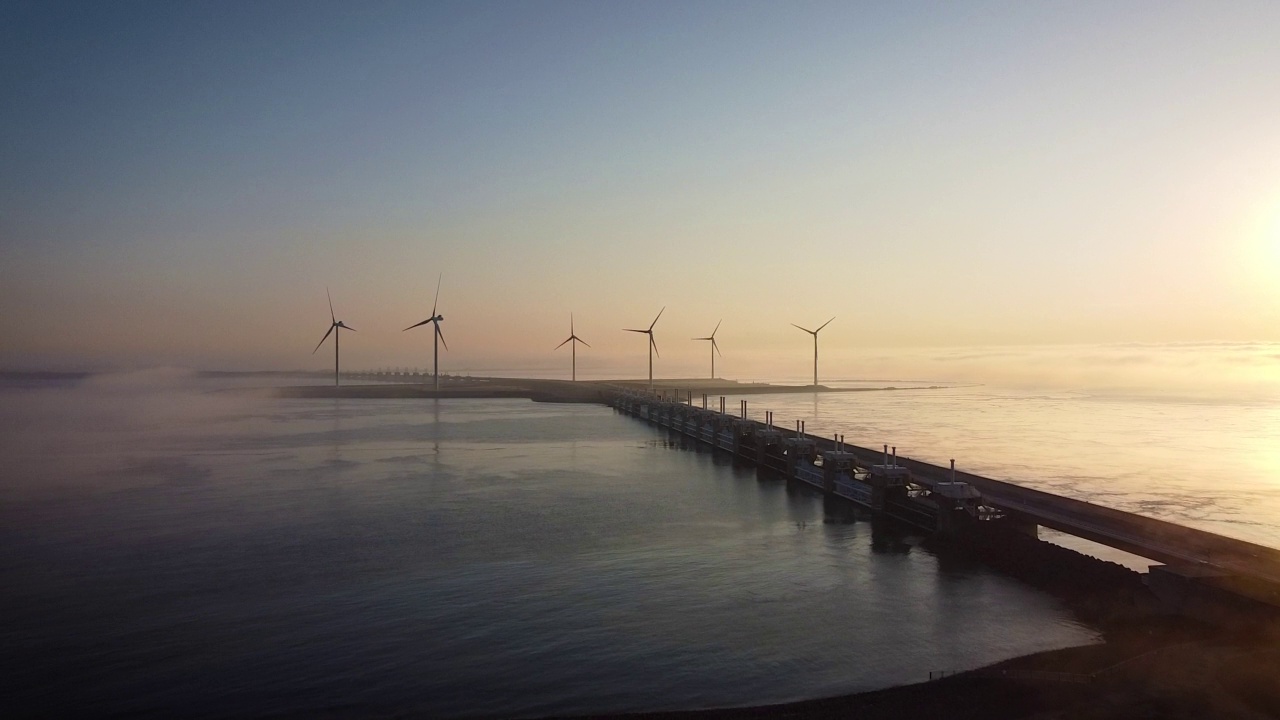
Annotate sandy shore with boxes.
[546,616,1280,720]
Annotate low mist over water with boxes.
[487,342,1280,405]
[0,373,1096,717]
[6,1,1280,714]
[717,382,1280,552]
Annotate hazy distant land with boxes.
[0,370,954,403]
[269,376,952,403]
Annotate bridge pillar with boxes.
[867,463,909,513]
[755,429,782,467]
[730,420,755,458]
[784,438,817,477]
[994,511,1039,539]
[821,451,855,495]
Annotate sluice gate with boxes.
[611,391,991,536]
[607,388,1280,623]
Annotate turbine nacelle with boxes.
[624,307,664,385]
[792,316,834,387]
[314,290,351,387]
[557,313,590,352]
[406,274,448,387]
[313,293,355,355]
[694,319,722,356]
[558,313,591,381]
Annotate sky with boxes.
[2,1,1279,381]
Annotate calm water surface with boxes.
[716,383,1280,552]
[0,375,1096,718]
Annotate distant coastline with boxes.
[267,377,952,403]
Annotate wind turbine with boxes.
[312,289,355,387]
[791,317,834,387]
[623,307,664,390]
[555,313,590,381]
[404,274,448,390]
[693,319,722,380]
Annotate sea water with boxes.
[0,372,1097,717]
[715,383,1280,552]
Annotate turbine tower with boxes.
[623,307,664,390]
[791,317,834,387]
[313,289,355,387]
[693,320,722,380]
[404,274,448,390]
[554,313,590,381]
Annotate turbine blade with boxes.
[817,316,835,332]
[435,323,448,351]
[648,306,665,331]
[570,312,574,335]
[326,288,335,324]
[555,336,572,350]
[623,328,646,333]
[577,336,591,348]
[711,319,722,337]
[312,324,335,354]
[432,273,442,316]
[650,335,660,359]
[713,338,722,356]
[404,319,432,331]
[343,324,355,332]
[792,323,815,334]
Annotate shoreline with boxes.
[545,525,1280,719]
[547,619,1275,720]
[544,626,1165,720]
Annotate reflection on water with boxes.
[0,377,1096,718]
[716,386,1280,549]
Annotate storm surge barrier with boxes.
[608,389,1280,620]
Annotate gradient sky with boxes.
[2,1,1279,379]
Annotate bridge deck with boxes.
[835,441,1280,589]
[615,392,1280,592]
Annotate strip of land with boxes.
[270,377,951,403]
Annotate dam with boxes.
[275,373,1280,624]
[610,387,1280,624]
